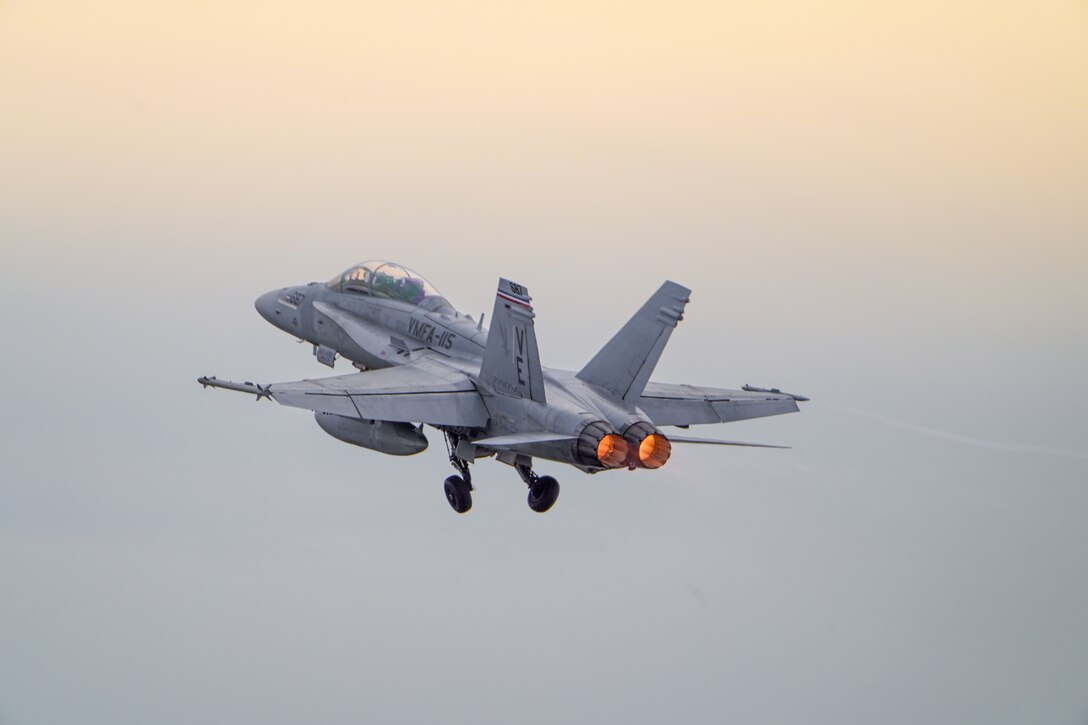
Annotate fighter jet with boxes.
[199,261,806,513]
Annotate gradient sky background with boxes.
[2,1,1087,723]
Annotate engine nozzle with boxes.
[575,421,628,469]
[637,433,672,469]
[623,421,673,469]
[596,433,629,468]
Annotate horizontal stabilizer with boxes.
[669,436,790,449]
[472,431,577,449]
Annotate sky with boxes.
[1,1,1087,722]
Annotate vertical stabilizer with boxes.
[576,281,690,403]
[480,279,546,403]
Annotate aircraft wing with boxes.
[266,360,489,428]
[637,382,801,427]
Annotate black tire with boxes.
[527,475,560,513]
[444,475,472,513]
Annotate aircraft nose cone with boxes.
[255,289,280,324]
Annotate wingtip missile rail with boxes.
[197,376,272,401]
[742,384,809,402]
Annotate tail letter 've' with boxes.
[480,278,546,403]
[576,280,690,403]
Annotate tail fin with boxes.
[576,280,690,403]
[479,278,547,403]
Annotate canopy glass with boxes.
[327,261,453,313]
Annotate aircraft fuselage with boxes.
[255,282,487,371]
[200,260,803,513]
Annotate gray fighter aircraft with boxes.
[199,261,806,513]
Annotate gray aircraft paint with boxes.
[205,260,803,512]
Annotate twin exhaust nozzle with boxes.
[594,425,672,470]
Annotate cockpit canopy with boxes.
[327,261,455,315]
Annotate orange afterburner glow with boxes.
[638,434,672,469]
[596,434,628,468]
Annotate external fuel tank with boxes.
[314,412,428,455]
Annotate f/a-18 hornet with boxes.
[199,261,807,514]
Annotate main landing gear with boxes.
[444,475,472,513]
[441,433,560,514]
[516,462,560,514]
[443,432,474,514]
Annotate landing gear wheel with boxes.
[527,475,560,513]
[444,475,472,514]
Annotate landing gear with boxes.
[443,431,474,514]
[516,462,560,513]
[440,436,561,514]
[528,476,560,512]
[444,475,472,513]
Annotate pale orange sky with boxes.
[1,0,1085,331]
[4,6,1088,724]
[4,1,1085,215]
